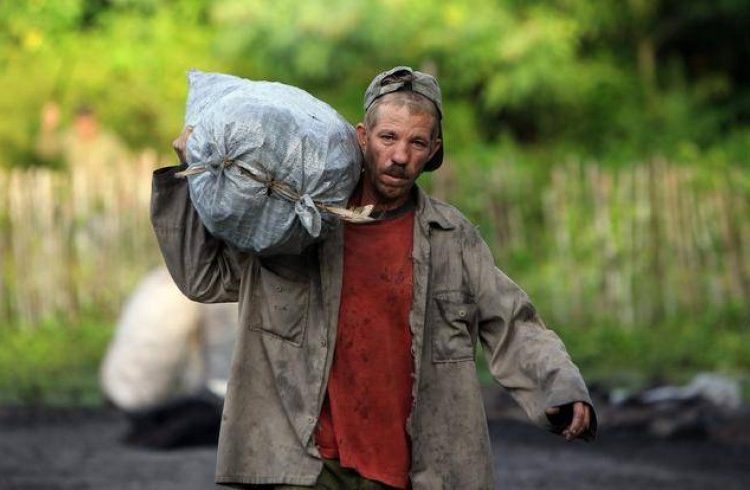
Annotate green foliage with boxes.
[208,0,750,161]
[1,0,749,403]
[554,305,750,386]
[445,150,750,393]
[0,314,113,406]
[1,0,749,167]
[475,304,750,393]
[0,0,224,166]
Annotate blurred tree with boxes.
[0,0,748,167]
[0,0,224,167]
[210,0,750,161]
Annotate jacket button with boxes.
[320,338,327,347]
[458,310,466,318]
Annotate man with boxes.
[153,66,594,489]
[100,267,237,449]
[36,102,130,172]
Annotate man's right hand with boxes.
[545,402,592,441]
[172,126,193,165]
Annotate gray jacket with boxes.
[151,165,595,489]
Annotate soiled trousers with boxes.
[257,459,398,490]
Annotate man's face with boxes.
[74,113,98,140]
[356,102,441,210]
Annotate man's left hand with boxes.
[172,125,193,165]
[545,402,591,441]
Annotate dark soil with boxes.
[0,405,748,490]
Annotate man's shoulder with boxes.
[419,191,480,236]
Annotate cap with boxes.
[363,66,444,171]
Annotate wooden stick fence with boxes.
[465,159,749,327]
[1,158,747,328]
[0,154,162,326]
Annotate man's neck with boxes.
[362,193,406,213]
[350,183,416,220]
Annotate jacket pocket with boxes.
[432,291,477,363]
[251,262,310,346]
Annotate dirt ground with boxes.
[1,405,748,490]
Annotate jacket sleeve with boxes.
[150,165,247,303]
[464,226,596,439]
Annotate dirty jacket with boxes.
[151,165,595,489]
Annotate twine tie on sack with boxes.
[176,160,374,233]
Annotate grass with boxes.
[476,306,750,401]
[556,305,750,381]
[1,307,748,406]
[0,313,114,406]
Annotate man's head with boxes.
[73,105,99,140]
[363,66,443,172]
[356,66,443,210]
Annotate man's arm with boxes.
[464,227,596,440]
[150,127,247,303]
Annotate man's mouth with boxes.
[381,172,408,186]
[384,166,407,179]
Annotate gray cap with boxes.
[363,66,444,171]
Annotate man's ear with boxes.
[355,123,367,151]
[428,137,442,161]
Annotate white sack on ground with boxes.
[100,268,237,411]
[183,70,363,255]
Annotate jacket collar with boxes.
[414,185,455,232]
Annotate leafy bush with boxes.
[0,314,113,406]
[1,0,749,167]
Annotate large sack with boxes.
[182,70,364,255]
[100,268,237,411]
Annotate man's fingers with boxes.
[546,402,592,440]
[172,126,193,164]
[583,403,591,433]
[564,402,589,441]
[171,137,181,154]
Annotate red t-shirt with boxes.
[316,208,415,489]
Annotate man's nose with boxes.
[391,142,409,165]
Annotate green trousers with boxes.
[258,459,398,489]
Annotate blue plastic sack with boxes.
[182,70,362,255]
